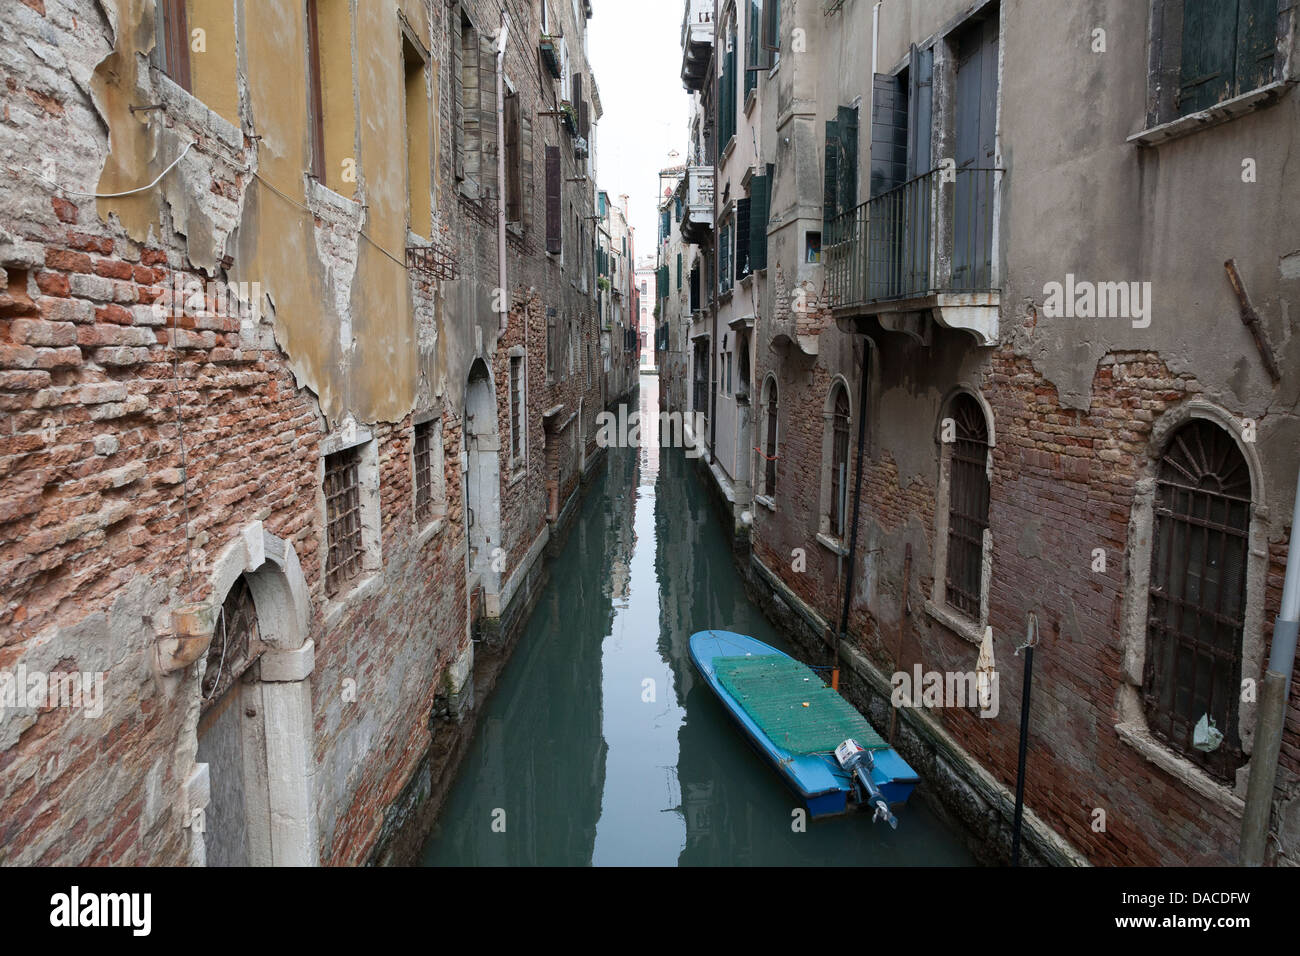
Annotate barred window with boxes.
[510,355,524,462]
[1144,420,1250,781]
[324,446,364,596]
[944,393,990,619]
[414,419,445,525]
[828,384,851,536]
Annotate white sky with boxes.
[588,2,688,259]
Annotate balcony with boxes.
[825,166,1002,346]
[679,166,714,246]
[681,0,714,92]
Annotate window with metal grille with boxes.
[944,393,990,618]
[1143,420,1250,781]
[829,385,851,536]
[763,379,778,498]
[546,310,557,381]
[324,446,364,596]
[414,419,441,525]
[510,355,524,462]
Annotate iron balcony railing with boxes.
[825,166,1001,311]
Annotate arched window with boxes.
[762,377,779,498]
[1144,419,1250,781]
[828,384,851,536]
[944,393,991,619]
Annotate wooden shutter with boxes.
[505,92,522,222]
[837,105,858,217]
[907,44,934,179]
[762,0,779,52]
[735,197,751,280]
[1179,0,1239,114]
[520,107,534,232]
[677,253,682,290]
[1236,0,1277,94]
[749,173,768,271]
[545,146,562,254]
[823,118,840,226]
[479,34,498,198]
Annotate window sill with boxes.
[754,493,776,512]
[416,516,446,548]
[744,87,758,115]
[1128,80,1296,148]
[924,599,985,646]
[1114,721,1246,817]
[816,532,847,557]
[507,468,527,488]
[323,570,382,628]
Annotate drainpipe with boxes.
[495,13,511,334]
[1240,466,1300,865]
[709,0,719,463]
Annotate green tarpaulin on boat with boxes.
[714,655,888,755]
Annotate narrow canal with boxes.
[421,377,975,866]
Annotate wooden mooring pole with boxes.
[1011,612,1039,866]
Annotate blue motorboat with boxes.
[689,629,919,825]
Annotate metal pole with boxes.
[1240,465,1300,864]
[1011,614,1037,867]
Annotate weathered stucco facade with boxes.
[0,0,627,865]
[670,0,1300,865]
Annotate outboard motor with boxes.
[835,739,898,829]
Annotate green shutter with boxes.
[1179,0,1240,115]
[824,119,840,228]
[736,197,751,280]
[1237,0,1277,94]
[837,105,859,218]
[749,173,768,271]
[677,253,682,290]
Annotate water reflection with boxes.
[421,377,974,866]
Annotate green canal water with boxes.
[421,378,975,866]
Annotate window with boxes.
[762,377,779,498]
[1143,420,1250,780]
[745,0,761,97]
[1175,0,1279,117]
[823,105,859,228]
[324,446,364,596]
[717,19,738,148]
[546,309,557,381]
[154,0,192,91]
[546,146,562,254]
[509,356,525,462]
[943,393,990,619]
[719,218,733,295]
[403,31,432,237]
[763,0,781,65]
[306,1,326,181]
[413,418,445,525]
[827,384,851,537]
[736,195,752,280]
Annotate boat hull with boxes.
[689,630,918,820]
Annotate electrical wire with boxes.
[20,142,195,198]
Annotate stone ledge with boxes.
[1114,721,1246,818]
[924,598,985,646]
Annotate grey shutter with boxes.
[459,21,479,187]
[749,173,768,271]
[906,44,933,179]
[479,34,498,199]
[735,196,751,280]
[762,0,778,52]
[546,146,562,254]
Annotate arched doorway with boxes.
[465,359,502,595]
[196,575,269,867]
